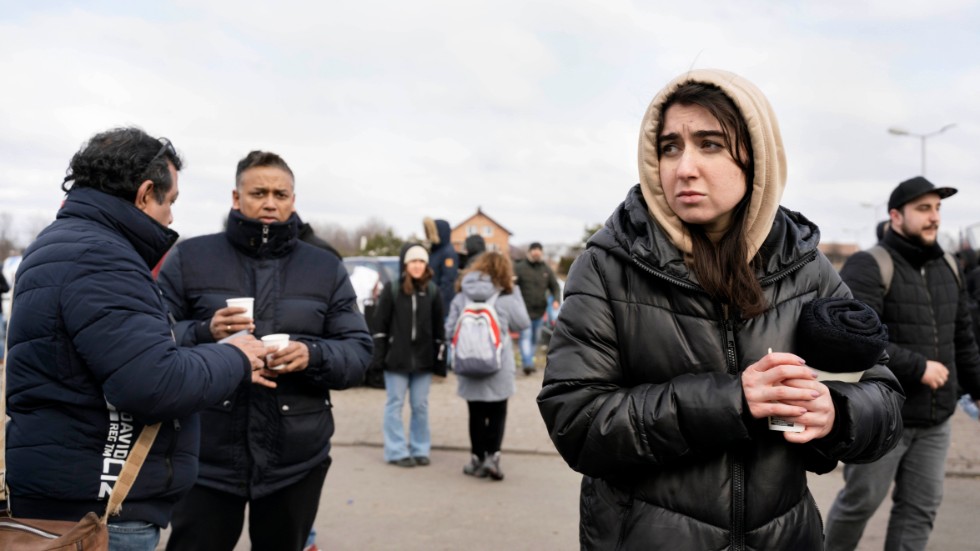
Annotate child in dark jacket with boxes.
[372,243,446,466]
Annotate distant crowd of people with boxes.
[0,126,564,550]
[3,68,980,551]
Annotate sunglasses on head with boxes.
[144,137,176,175]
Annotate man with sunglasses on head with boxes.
[4,127,272,551]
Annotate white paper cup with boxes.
[768,416,804,432]
[226,297,254,320]
[813,368,865,383]
[261,333,290,370]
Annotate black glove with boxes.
[433,342,447,377]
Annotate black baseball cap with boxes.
[887,176,957,211]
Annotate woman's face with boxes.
[658,103,747,234]
[405,259,427,279]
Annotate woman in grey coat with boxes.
[445,251,530,480]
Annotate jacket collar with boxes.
[592,185,818,284]
[881,229,944,269]
[58,187,178,269]
[224,209,299,259]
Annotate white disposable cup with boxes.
[261,333,290,370]
[226,297,254,320]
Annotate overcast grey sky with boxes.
[1,0,978,251]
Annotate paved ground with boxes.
[158,355,980,550]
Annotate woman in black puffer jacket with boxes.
[537,69,905,550]
[372,243,446,467]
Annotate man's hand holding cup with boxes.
[261,334,310,373]
[224,333,278,389]
[210,297,256,340]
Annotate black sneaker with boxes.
[388,457,416,468]
[523,366,537,376]
[412,456,431,466]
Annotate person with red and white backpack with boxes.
[445,251,530,480]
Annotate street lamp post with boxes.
[887,124,956,176]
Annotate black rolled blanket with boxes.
[796,297,888,373]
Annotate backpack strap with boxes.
[868,245,894,295]
[943,252,962,289]
[868,245,962,294]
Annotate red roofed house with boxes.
[450,207,513,255]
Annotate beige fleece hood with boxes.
[638,69,787,260]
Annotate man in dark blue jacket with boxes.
[158,150,372,551]
[4,127,269,551]
[423,217,459,314]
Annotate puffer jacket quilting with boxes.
[538,186,905,550]
[372,279,444,374]
[839,230,980,427]
[157,210,372,499]
[6,188,250,526]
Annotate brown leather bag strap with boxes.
[101,422,160,522]
[0,293,161,522]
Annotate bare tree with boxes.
[310,222,357,256]
[22,214,50,248]
[307,217,406,257]
[0,212,18,260]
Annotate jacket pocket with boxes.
[199,392,240,467]
[274,392,333,466]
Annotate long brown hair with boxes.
[657,82,767,318]
[401,265,434,295]
[457,251,515,294]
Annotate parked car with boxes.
[2,254,21,320]
[343,256,401,320]
[343,255,400,389]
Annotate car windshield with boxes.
[380,259,400,282]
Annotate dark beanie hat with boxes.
[887,176,957,211]
[528,242,543,251]
[796,297,888,373]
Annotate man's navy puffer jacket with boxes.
[157,210,372,499]
[5,188,250,527]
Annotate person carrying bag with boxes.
[0,301,158,550]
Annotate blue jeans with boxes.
[108,520,160,551]
[519,317,544,368]
[383,371,432,462]
[824,418,951,551]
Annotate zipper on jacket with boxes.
[922,265,941,421]
[164,419,181,489]
[411,292,418,342]
[262,224,269,244]
[758,250,818,287]
[724,319,737,376]
[631,257,705,293]
[724,317,746,551]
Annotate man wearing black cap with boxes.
[824,176,980,551]
[513,242,561,375]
